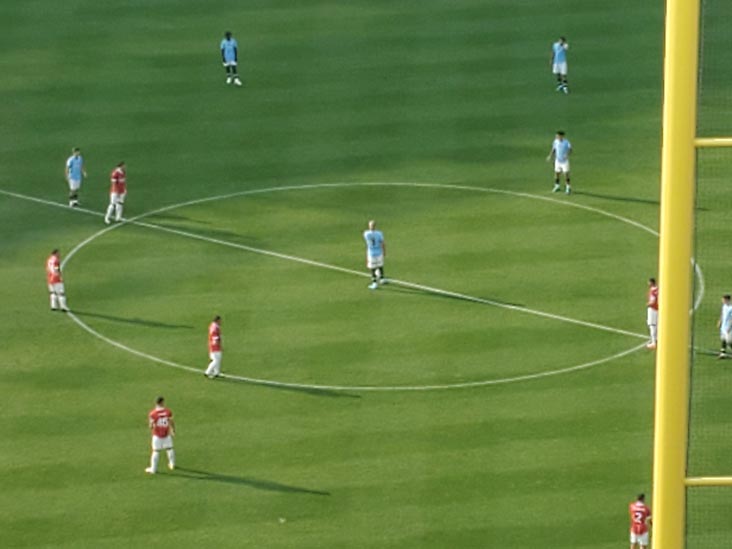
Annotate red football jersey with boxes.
[629,501,652,535]
[46,254,62,284]
[647,286,658,310]
[149,406,173,438]
[110,167,127,194]
[208,321,222,352]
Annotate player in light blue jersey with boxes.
[64,147,87,207]
[718,294,732,358]
[220,31,242,86]
[363,220,387,290]
[546,131,572,194]
[550,36,569,94]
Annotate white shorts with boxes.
[553,62,567,76]
[110,192,126,205]
[223,60,237,67]
[48,282,65,294]
[721,330,732,344]
[630,531,649,546]
[647,308,658,326]
[67,178,81,191]
[209,350,222,362]
[367,255,384,269]
[554,160,570,174]
[152,435,173,451]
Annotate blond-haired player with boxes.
[363,220,386,290]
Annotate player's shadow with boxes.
[216,375,362,399]
[572,190,660,206]
[574,190,710,211]
[146,212,212,225]
[142,220,246,242]
[172,467,331,496]
[382,284,524,308]
[72,310,194,329]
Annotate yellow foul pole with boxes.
[653,0,701,546]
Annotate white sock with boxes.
[58,294,68,310]
[167,449,175,468]
[105,204,115,221]
[150,451,160,472]
[50,293,59,309]
[650,325,658,343]
[115,204,123,221]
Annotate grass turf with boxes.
[0,0,729,547]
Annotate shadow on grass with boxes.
[574,190,710,212]
[145,212,212,224]
[141,220,258,246]
[72,310,194,329]
[382,283,523,308]
[216,375,362,399]
[572,190,660,206]
[171,467,331,496]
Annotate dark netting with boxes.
[685,0,732,542]
[686,488,732,547]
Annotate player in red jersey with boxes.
[646,278,658,349]
[204,315,223,378]
[104,161,127,225]
[145,396,175,474]
[629,493,652,548]
[46,249,69,312]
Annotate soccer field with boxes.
[2,1,731,547]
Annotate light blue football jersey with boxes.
[220,38,238,62]
[552,41,567,64]
[721,303,732,333]
[66,154,84,180]
[552,138,572,162]
[364,229,384,257]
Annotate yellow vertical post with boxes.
[653,0,701,546]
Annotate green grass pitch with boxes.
[1,1,731,547]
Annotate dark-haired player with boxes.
[629,493,652,549]
[221,31,242,86]
[145,396,175,474]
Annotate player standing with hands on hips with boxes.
[221,31,242,86]
[550,36,569,93]
[547,131,572,194]
[104,162,127,225]
[145,396,175,474]
[628,493,652,549]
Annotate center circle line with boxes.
[60,181,680,391]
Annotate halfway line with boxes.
[2,187,647,340]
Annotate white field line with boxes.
[0,183,680,391]
[130,218,647,340]
[63,311,650,392]
[66,311,202,376]
[0,187,647,339]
